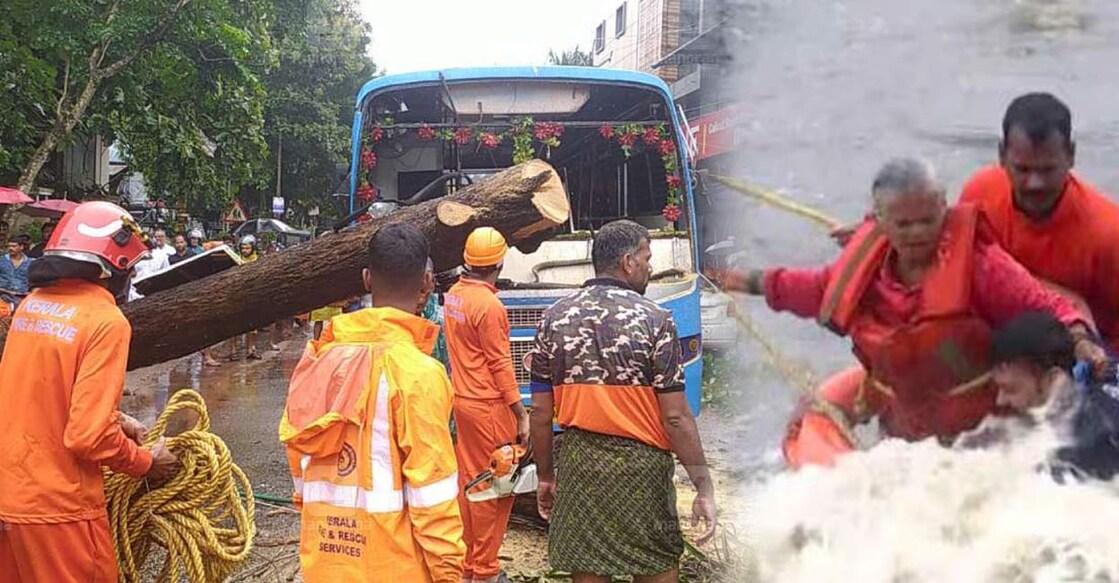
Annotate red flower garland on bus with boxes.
[361,118,685,225]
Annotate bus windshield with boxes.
[352,70,697,289]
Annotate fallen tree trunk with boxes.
[0,160,570,369]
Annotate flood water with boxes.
[717,0,1119,579]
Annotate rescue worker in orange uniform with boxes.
[958,92,1119,352]
[280,223,464,582]
[716,158,1108,468]
[0,201,180,583]
[442,227,530,583]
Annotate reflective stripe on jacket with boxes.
[279,307,465,582]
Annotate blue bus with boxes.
[350,66,704,414]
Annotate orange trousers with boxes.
[454,397,517,579]
[0,518,118,583]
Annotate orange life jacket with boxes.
[817,205,998,440]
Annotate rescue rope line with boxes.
[726,305,862,447]
[104,389,257,583]
[695,172,866,443]
[707,174,844,231]
[708,174,997,445]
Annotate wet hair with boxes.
[367,223,429,288]
[991,311,1076,372]
[1002,92,1072,147]
[871,157,942,207]
[592,220,650,274]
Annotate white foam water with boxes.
[740,402,1119,582]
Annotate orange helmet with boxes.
[46,201,152,275]
[464,226,507,267]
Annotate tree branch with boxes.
[97,39,113,70]
[56,56,71,119]
[101,0,194,79]
[90,0,125,72]
[104,0,125,25]
[197,46,235,63]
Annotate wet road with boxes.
[122,333,306,499]
[714,0,1119,478]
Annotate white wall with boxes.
[592,0,640,71]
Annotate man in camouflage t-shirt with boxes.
[529,220,718,581]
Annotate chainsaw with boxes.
[463,442,538,502]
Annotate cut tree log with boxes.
[0,160,570,369]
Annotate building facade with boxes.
[591,0,681,83]
[591,0,749,256]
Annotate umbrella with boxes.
[0,187,33,205]
[232,218,311,239]
[20,199,79,219]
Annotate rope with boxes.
[725,305,862,447]
[708,173,844,231]
[104,389,257,582]
[702,172,868,444]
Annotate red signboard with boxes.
[687,103,747,161]
[223,199,248,224]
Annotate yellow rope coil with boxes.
[104,389,256,582]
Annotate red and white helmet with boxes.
[46,201,152,276]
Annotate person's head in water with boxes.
[991,311,1077,411]
[462,226,507,285]
[363,223,430,313]
[871,157,948,269]
[592,219,653,294]
[999,92,1075,220]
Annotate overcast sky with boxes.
[358,0,614,74]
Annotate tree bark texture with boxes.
[16,76,102,194]
[0,160,570,369]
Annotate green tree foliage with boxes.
[1,0,376,226]
[1,0,274,207]
[547,46,593,66]
[244,0,377,223]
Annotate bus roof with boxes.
[354,66,675,109]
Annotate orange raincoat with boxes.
[0,280,152,582]
[279,307,465,582]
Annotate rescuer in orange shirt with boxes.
[0,201,180,583]
[443,227,530,583]
[958,92,1119,352]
